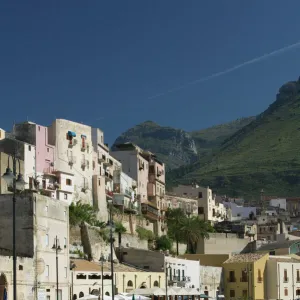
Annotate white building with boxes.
[199,265,223,299]
[172,185,226,223]
[113,169,138,213]
[0,137,35,191]
[270,198,287,211]
[266,256,300,300]
[223,201,256,221]
[48,119,94,205]
[165,256,200,290]
[0,128,5,140]
[0,193,70,300]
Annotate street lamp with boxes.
[52,236,62,300]
[106,199,115,300]
[99,253,106,300]
[70,261,76,300]
[165,263,171,300]
[2,154,26,300]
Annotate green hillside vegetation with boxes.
[168,78,300,199]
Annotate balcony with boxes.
[68,138,77,148]
[139,162,145,170]
[81,159,87,169]
[141,203,159,220]
[43,168,57,177]
[81,142,89,151]
[227,278,236,283]
[104,171,113,181]
[157,170,164,177]
[240,277,248,282]
[68,156,76,166]
[106,189,113,199]
[98,154,106,163]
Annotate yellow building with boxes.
[223,253,269,300]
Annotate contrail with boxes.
[148,40,300,100]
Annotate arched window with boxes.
[105,292,110,296]
[79,292,84,298]
[73,295,77,300]
[140,283,147,289]
[127,280,133,287]
[0,273,8,300]
[153,280,159,287]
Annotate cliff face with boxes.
[112,121,198,169]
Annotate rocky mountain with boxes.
[112,118,253,170]
[168,77,300,198]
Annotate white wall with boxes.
[165,256,200,290]
[270,198,287,211]
[200,266,223,299]
[224,202,256,221]
[49,119,94,205]
[24,143,36,190]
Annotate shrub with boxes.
[136,226,155,241]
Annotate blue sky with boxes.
[1,1,300,145]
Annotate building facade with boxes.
[199,265,223,299]
[172,185,226,223]
[266,256,300,300]
[223,253,269,300]
[0,193,69,300]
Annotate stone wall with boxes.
[197,233,250,254]
[0,194,34,257]
[0,255,35,300]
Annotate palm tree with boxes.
[166,208,186,255]
[69,201,97,226]
[181,216,214,253]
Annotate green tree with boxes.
[69,202,97,226]
[156,235,173,251]
[166,208,186,255]
[181,216,214,254]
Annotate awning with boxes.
[68,131,76,137]
[81,134,87,138]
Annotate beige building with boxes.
[112,143,166,235]
[70,258,165,298]
[0,192,70,299]
[172,185,226,223]
[164,194,198,216]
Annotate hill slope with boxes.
[168,78,300,198]
[112,118,253,170]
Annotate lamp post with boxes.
[2,153,26,300]
[107,199,115,300]
[52,236,62,300]
[165,263,171,300]
[70,262,76,300]
[99,253,106,300]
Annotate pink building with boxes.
[14,122,55,173]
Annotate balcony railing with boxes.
[98,154,106,163]
[104,172,113,180]
[68,156,76,165]
[106,190,113,198]
[227,277,236,283]
[240,277,248,282]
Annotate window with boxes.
[198,192,203,198]
[284,269,288,282]
[258,269,262,282]
[38,126,41,131]
[284,288,288,296]
[19,265,23,271]
[297,269,300,282]
[198,207,204,214]
[28,145,31,151]
[241,269,247,282]
[229,290,235,297]
[229,270,236,282]
[66,179,72,186]
[47,148,49,152]
[64,193,68,200]
[45,234,49,246]
[127,280,133,287]
[296,289,300,296]
[64,237,67,248]
[64,267,67,278]
[153,281,159,287]
[45,265,49,277]
[98,179,101,186]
